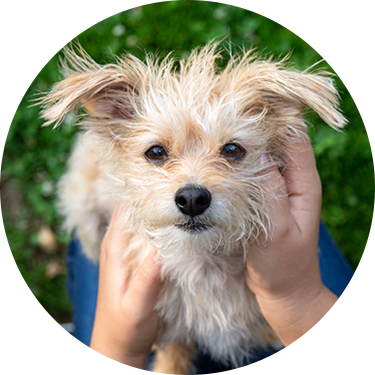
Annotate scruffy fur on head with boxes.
[40,42,346,373]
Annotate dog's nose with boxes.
[175,186,212,217]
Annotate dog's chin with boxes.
[176,221,212,234]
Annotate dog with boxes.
[40,42,346,373]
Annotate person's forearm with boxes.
[259,288,375,375]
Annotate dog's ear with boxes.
[234,63,347,131]
[40,47,144,137]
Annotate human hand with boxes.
[246,138,338,346]
[90,202,162,369]
[246,141,375,375]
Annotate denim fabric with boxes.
[66,241,99,347]
[67,221,353,372]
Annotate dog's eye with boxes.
[220,143,246,161]
[145,145,168,162]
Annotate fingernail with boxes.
[244,269,251,289]
[261,153,269,165]
[151,247,159,262]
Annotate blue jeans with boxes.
[66,222,353,372]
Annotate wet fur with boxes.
[40,43,346,373]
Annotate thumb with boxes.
[258,154,295,235]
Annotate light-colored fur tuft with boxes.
[41,42,346,372]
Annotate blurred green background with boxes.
[1,1,373,323]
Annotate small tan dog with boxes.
[41,43,346,373]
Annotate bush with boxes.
[0,0,375,325]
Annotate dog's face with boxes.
[41,44,346,256]
[117,96,270,256]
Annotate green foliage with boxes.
[0,219,69,325]
[2,1,373,321]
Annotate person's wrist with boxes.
[255,281,337,346]
[247,246,323,307]
[91,322,154,369]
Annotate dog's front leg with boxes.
[152,341,196,374]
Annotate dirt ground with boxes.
[0,335,72,375]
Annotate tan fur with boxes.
[40,42,346,373]
[153,342,196,374]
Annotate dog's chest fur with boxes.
[155,247,277,364]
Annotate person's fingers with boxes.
[98,202,131,297]
[258,155,295,237]
[283,139,322,233]
[125,249,163,315]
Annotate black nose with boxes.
[175,186,212,217]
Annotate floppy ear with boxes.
[262,67,346,129]
[40,47,144,139]
[234,62,347,132]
